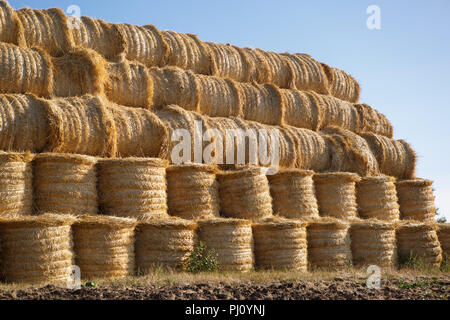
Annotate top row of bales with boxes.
[0,1,360,103]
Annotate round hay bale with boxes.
[0,214,75,284]
[307,219,352,270]
[52,48,106,97]
[216,167,273,222]
[356,176,400,221]
[354,104,393,138]
[33,153,98,215]
[0,43,53,97]
[437,224,450,261]
[254,49,294,89]
[197,218,253,272]
[267,169,319,220]
[396,222,442,268]
[0,1,25,46]
[71,16,126,61]
[106,60,152,108]
[281,90,322,130]
[315,93,360,133]
[350,221,397,268]
[135,217,197,271]
[313,172,361,219]
[0,152,33,216]
[361,133,416,179]
[97,157,168,219]
[276,126,301,169]
[196,74,242,118]
[150,67,199,111]
[239,83,284,126]
[0,94,48,153]
[290,127,330,172]
[242,47,271,83]
[17,7,73,56]
[117,23,168,67]
[208,42,253,83]
[395,179,436,222]
[166,164,219,220]
[283,53,329,94]
[108,103,168,158]
[44,95,116,157]
[252,217,308,271]
[322,64,360,103]
[72,215,136,280]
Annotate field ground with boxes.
[0,267,448,300]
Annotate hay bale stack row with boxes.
[395,179,436,222]
[438,224,450,260]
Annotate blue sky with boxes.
[11,0,450,220]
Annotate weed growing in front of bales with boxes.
[186,242,219,273]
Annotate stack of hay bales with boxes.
[197,218,254,272]
[395,179,436,222]
[356,176,400,221]
[0,152,33,216]
[97,158,169,219]
[33,153,98,215]
[72,215,137,280]
[217,167,273,222]
[350,221,397,268]
[0,214,75,284]
[313,172,360,220]
[135,217,197,271]
[166,164,220,220]
[267,169,319,220]
[252,218,308,271]
[437,224,450,261]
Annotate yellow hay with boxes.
[322,64,361,103]
[0,1,25,46]
[355,104,393,138]
[207,42,252,82]
[254,49,294,89]
[395,179,436,222]
[438,224,450,260]
[280,90,322,130]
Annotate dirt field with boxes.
[0,268,448,300]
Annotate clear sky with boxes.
[10,0,450,221]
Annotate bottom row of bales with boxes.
[0,214,447,285]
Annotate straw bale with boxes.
[117,23,168,67]
[242,47,271,83]
[0,94,48,152]
[207,42,253,82]
[276,126,301,169]
[97,158,168,219]
[0,43,52,96]
[350,221,397,268]
[437,224,450,260]
[267,169,319,220]
[307,219,352,269]
[315,93,360,133]
[396,222,442,268]
[33,153,98,215]
[44,95,116,157]
[135,217,197,271]
[0,213,75,284]
[166,164,219,220]
[217,167,273,222]
[17,7,73,56]
[322,64,360,103]
[254,49,294,88]
[0,152,33,216]
[71,16,126,61]
[252,217,308,271]
[281,90,322,130]
[108,103,168,158]
[395,179,436,222]
[313,172,360,219]
[356,176,400,221]
[197,218,254,272]
[361,133,416,179]
[283,53,329,94]
[355,104,393,138]
[0,1,25,46]
[290,126,330,171]
[72,215,136,279]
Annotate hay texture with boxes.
[197,218,254,272]
[307,219,352,269]
[252,218,308,271]
[355,104,393,138]
[396,222,442,268]
[361,133,416,179]
[350,221,397,268]
[44,95,116,157]
[253,49,293,89]
[322,64,360,103]
[242,47,271,84]
[0,152,33,216]
[0,94,48,153]
[72,215,136,279]
[0,43,52,97]
[217,167,273,222]
[97,158,168,219]
[356,176,400,221]
[135,217,197,271]
[267,169,319,220]
[281,90,322,130]
[207,42,252,82]
[166,164,219,220]
[0,214,75,284]
[0,1,24,46]
[33,153,98,215]
[437,224,450,260]
[395,179,436,222]
[313,172,360,220]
